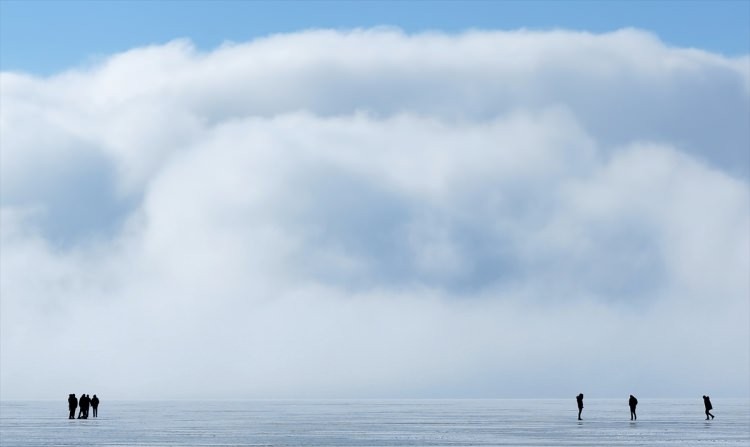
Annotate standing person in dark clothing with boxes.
[91,395,100,418]
[576,393,584,420]
[85,395,91,418]
[78,394,89,419]
[628,395,638,420]
[703,395,715,420]
[67,394,77,419]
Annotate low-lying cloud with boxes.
[1,28,748,399]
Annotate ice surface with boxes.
[1,399,748,446]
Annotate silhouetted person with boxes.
[629,395,638,420]
[91,395,99,418]
[703,395,714,420]
[576,393,584,420]
[85,394,91,418]
[78,393,89,419]
[68,394,78,419]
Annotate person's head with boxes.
[630,395,634,398]
[703,395,707,399]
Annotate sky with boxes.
[1,0,750,74]
[0,1,749,400]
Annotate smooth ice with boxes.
[1,399,749,446]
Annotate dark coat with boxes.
[629,396,638,409]
[704,397,713,411]
[576,395,584,409]
[68,395,77,410]
[91,396,100,408]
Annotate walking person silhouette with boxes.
[628,395,638,420]
[67,394,77,419]
[703,395,714,420]
[576,393,584,420]
[91,395,100,418]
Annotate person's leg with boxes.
[706,410,710,420]
[578,408,582,420]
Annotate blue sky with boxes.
[1,0,749,75]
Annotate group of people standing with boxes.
[67,394,99,419]
[575,393,714,421]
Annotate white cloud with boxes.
[1,28,748,399]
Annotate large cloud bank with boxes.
[1,29,748,399]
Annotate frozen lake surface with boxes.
[1,399,748,446]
